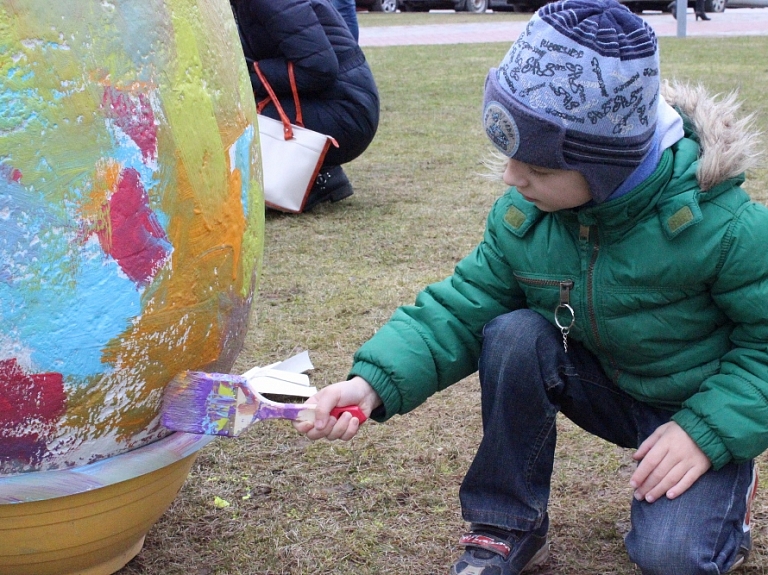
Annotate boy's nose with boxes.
[503,159,529,188]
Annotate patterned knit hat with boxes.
[483,0,660,203]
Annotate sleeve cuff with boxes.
[672,408,731,470]
[348,361,402,423]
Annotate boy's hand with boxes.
[630,421,711,503]
[293,376,382,441]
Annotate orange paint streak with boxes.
[80,159,121,246]
[223,162,246,280]
[100,144,249,441]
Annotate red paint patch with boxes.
[0,164,22,183]
[0,358,66,466]
[97,168,171,287]
[102,86,158,162]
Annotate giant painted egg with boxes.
[0,0,264,474]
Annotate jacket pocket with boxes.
[513,272,577,334]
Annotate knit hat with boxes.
[483,0,660,203]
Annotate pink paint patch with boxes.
[97,168,172,287]
[0,358,66,467]
[102,86,158,162]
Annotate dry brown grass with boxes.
[119,31,768,575]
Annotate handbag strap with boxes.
[252,61,304,141]
[287,63,304,128]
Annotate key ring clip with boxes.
[554,303,575,332]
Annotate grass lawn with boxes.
[119,27,768,575]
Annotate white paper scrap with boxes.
[242,351,317,398]
[272,350,314,374]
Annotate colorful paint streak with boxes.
[0,0,265,474]
[0,359,66,469]
[102,87,158,162]
[95,167,172,287]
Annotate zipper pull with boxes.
[554,280,575,353]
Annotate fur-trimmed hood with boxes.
[662,80,764,192]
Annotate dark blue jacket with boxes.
[232,0,379,166]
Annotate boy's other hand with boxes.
[292,376,382,441]
[630,421,711,503]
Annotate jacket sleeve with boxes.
[244,0,339,97]
[349,196,527,421]
[672,200,768,469]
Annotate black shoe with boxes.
[668,1,677,18]
[303,166,354,211]
[450,514,550,575]
[695,11,711,19]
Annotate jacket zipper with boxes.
[581,224,602,347]
[580,224,619,376]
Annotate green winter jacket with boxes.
[349,82,768,470]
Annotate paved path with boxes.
[358,8,768,46]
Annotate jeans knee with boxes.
[482,309,555,359]
[480,310,562,396]
[626,529,713,575]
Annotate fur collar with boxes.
[661,80,764,191]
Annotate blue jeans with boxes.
[331,0,359,41]
[460,309,754,574]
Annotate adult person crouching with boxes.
[231,0,380,211]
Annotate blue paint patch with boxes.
[0,178,141,381]
[113,0,168,75]
[0,87,44,133]
[232,124,254,217]
[0,177,53,285]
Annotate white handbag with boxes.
[253,62,337,213]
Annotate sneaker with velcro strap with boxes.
[450,513,550,575]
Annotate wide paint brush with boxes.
[161,371,366,436]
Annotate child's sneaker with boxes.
[727,536,751,572]
[450,514,549,575]
[728,464,758,572]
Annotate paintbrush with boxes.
[161,371,367,436]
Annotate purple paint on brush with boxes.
[255,402,306,421]
[161,372,248,436]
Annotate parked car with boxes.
[356,0,400,12]
[356,0,529,12]
[498,0,550,11]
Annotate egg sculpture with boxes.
[0,1,264,572]
[0,1,263,475]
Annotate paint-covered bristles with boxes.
[161,371,252,436]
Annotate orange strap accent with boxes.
[287,62,303,128]
[252,61,305,140]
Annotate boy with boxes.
[295,0,767,573]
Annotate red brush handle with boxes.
[329,406,368,424]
